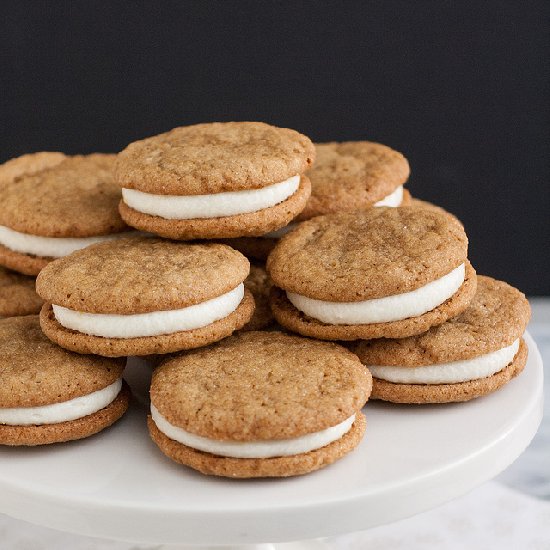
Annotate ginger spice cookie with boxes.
[0,266,43,317]
[148,331,372,478]
[36,238,254,357]
[0,151,66,185]
[242,264,274,331]
[353,276,531,403]
[268,207,477,340]
[0,154,131,276]
[0,316,129,446]
[116,122,314,240]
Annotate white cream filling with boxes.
[52,284,244,338]
[262,185,404,239]
[151,404,355,459]
[369,339,520,384]
[374,185,404,207]
[0,379,122,426]
[0,225,132,258]
[121,175,300,220]
[287,263,465,325]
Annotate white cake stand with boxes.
[0,333,543,549]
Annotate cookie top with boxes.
[0,152,66,185]
[354,276,530,365]
[0,316,124,408]
[0,154,128,237]
[267,207,468,301]
[151,331,371,441]
[0,267,43,317]
[243,263,274,330]
[298,141,409,220]
[36,237,250,314]
[115,122,316,195]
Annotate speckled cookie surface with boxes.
[0,152,66,185]
[118,175,311,239]
[0,267,43,316]
[243,264,274,330]
[267,207,469,301]
[0,154,128,237]
[115,122,315,195]
[148,412,366,478]
[270,262,477,340]
[0,382,130,446]
[354,276,530,365]
[151,331,371,441]
[0,316,124,408]
[371,338,528,404]
[36,238,250,313]
[39,290,255,357]
[297,141,409,221]
[0,245,52,276]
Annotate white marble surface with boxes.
[0,300,548,549]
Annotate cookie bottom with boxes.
[39,290,255,357]
[0,381,131,446]
[270,261,477,340]
[148,412,366,478]
[371,338,528,404]
[0,244,51,276]
[118,176,312,240]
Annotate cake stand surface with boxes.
[0,333,543,549]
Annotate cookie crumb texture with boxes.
[371,338,528,403]
[115,122,316,195]
[0,267,43,316]
[242,264,274,330]
[0,152,66,185]
[267,207,469,301]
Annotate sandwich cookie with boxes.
[224,140,410,260]
[242,264,275,331]
[0,316,129,446]
[353,276,530,403]
[0,151,66,185]
[268,207,477,340]
[116,122,314,239]
[0,154,132,276]
[148,331,372,478]
[37,238,255,357]
[0,266,43,317]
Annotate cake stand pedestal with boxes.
[0,333,543,549]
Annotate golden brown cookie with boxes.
[0,152,66,185]
[353,276,530,403]
[268,207,476,340]
[116,122,315,239]
[0,316,129,445]
[242,264,274,330]
[148,331,371,477]
[0,154,131,276]
[0,266,43,317]
[36,238,254,357]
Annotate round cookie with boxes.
[0,154,131,276]
[148,331,372,477]
[268,207,477,340]
[36,237,255,357]
[0,316,129,446]
[0,266,43,317]
[242,264,274,331]
[116,122,315,239]
[0,152,66,185]
[353,276,530,403]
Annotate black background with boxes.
[1,1,549,294]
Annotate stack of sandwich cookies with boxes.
[0,154,132,275]
[354,276,530,403]
[242,264,275,330]
[226,140,411,260]
[148,331,372,477]
[36,237,255,357]
[0,316,130,446]
[116,122,315,239]
[268,207,477,340]
[0,151,67,184]
[0,266,43,317]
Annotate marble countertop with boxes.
[1,299,548,549]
